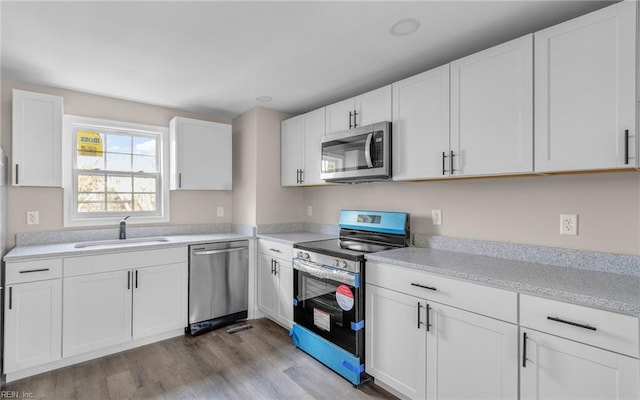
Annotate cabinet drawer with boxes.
[520,294,639,358]
[366,262,517,323]
[5,258,62,284]
[64,247,187,277]
[257,239,292,261]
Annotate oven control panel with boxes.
[295,251,360,274]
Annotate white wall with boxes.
[303,172,640,255]
[255,107,304,225]
[1,80,233,249]
[232,108,258,226]
[232,107,303,227]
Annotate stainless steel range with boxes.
[290,210,409,386]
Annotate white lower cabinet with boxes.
[63,270,132,357]
[257,254,278,317]
[366,284,518,400]
[132,263,187,340]
[4,279,62,373]
[521,328,640,400]
[366,285,427,399]
[3,247,189,381]
[257,240,294,328]
[63,261,188,357]
[257,254,293,328]
[426,302,518,400]
[520,293,640,400]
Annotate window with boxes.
[63,115,169,227]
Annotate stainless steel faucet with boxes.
[119,216,130,239]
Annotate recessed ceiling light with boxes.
[256,96,273,103]
[389,18,421,36]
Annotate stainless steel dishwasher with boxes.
[187,240,249,335]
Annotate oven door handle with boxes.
[364,132,374,168]
[293,259,356,286]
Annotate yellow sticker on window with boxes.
[77,131,103,157]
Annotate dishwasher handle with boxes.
[192,247,248,256]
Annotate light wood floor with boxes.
[5,318,397,400]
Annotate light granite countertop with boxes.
[3,233,253,262]
[257,232,337,245]
[366,247,640,318]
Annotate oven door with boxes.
[320,122,390,182]
[293,258,363,357]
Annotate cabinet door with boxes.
[534,1,637,172]
[325,97,356,134]
[355,85,392,127]
[426,302,518,400]
[170,117,232,190]
[392,66,450,180]
[275,258,293,328]
[450,35,533,176]
[365,285,426,400]
[133,263,187,339]
[301,108,326,186]
[63,270,132,357]
[521,328,640,400]
[281,116,303,186]
[12,89,63,187]
[257,254,278,317]
[4,280,62,373]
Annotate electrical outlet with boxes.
[27,211,39,225]
[217,206,224,217]
[432,209,442,226]
[307,205,313,217]
[560,214,578,235]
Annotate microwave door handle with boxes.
[364,132,374,168]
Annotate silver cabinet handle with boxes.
[269,248,281,253]
[178,172,182,188]
[192,247,248,256]
[9,287,12,310]
[19,268,50,274]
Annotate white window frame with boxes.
[62,115,170,227]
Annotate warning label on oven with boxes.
[336,285,354,311]
[313,308,331,332]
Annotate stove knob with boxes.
[297,251,303,258]
[304,252,310,260]
[341,260,348,269]
[334,259,340,267]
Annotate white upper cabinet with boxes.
[12,89,63,187]
[281,107,326,186]
[534,1,637,172]
[280,117,303,186]
[170,117,232,190]
[392,65,450,180]
[301,108,326,186]
[325,85,392,134]
[450,34,534,176]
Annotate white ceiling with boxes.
[1,1,617,119]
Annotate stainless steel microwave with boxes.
[320,121,391,183]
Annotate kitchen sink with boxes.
[73,237,170,248]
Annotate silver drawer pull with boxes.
[19,268,50,274]
[411,282,437,291]
[269,248,282,253]
[547,316,597,331]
